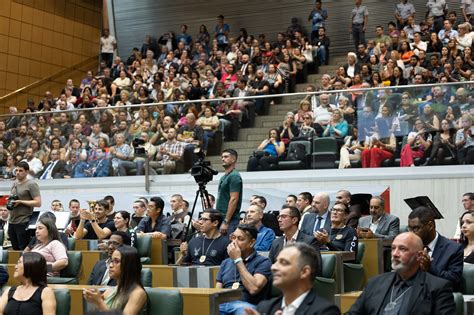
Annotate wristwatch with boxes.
[223,219,228,224]
[91,219,96,223]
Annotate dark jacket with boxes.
[349,270,455,315]
[429,234,464,290]
[300,212,332,236]
[88,259,117,286]
[268,231,321,277]
[257,288,340,315]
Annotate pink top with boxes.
[32,240,68,276]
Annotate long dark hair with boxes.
[117,210,131,228]
[113,246,143,309]
[460,211,473,247]
[37,215,61,244]
[22,252,47,287]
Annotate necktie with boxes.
[314,216,323,232]
[41,162,55,180]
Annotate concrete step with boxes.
[238,128,269,139]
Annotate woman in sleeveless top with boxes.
[0,252,56,314]
[83,245,147,314]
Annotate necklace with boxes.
[384,284,411,312]
[199,235,218,263]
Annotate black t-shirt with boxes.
[328,225,358,255]
[84,219,116,239]
[183,234,230,266]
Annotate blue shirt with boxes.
[136,215,172,238]
[255,225,276,251]
[216,251,272,304]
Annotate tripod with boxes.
[182,181,212,242]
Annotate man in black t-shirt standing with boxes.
[178,209,230,266]
[74,199,116,240]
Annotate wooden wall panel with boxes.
[0,0,102,111]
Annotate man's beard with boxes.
[391,254,417,272]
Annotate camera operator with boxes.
[155,128,185,174]
[132,132,157,176]
[8,161,41,250]
[216,149,242,235]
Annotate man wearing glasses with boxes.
[313,202,358,258]
[357,196,400,239]
[268,206,320,267]
[88,231,130,286]
[177,209,230,266]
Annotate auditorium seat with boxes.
[311,138,338,169]
[144,288,183,315]
[137,235,152,264]
[343,243,366,292]
[278,140,311,170]
[313,254,337,303]
[453,292,464,315]
[141,268,152,287]
[54,288,71,315]
[462,263,474,294]
[67,238,76,251]
[47,251,82,284]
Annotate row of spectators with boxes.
[247,1,474,170]
[1,188,472,314]
[0,14,322,178]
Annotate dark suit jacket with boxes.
[87,259,116,286]
[430,234,464,290]
[349,270,455,315]
[37,160,66,179]
[300,212,331,236]
[257,288,340,315]
[358,214,400,239]
[268,231,321,276]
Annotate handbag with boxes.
[302,48,313,63]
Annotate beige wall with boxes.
[0,0,101,112]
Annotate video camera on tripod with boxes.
[190,151,218,186]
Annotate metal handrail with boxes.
[0,81,471,118]
[0,55,99,104]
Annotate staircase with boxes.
[206,55,347,172]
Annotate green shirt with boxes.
[216,169,242,220]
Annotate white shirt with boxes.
[426,0,447,17]
[100,35,116,53]
[395,2,416,20]
[427,232,439,258]
[314,104,336,124]
[22,158,43,179]
[369,215,382,234]
[462,0,474,15]
[281,290,311,315]
[283,230,300,247]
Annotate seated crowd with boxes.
[0,189,472,314]
[247,5,474,171]
[0,14,319,179]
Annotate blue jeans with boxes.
[219,301,256,315]
[352,23,366,51]
[315,45,326,64]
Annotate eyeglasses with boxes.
[331,208,346,213]
[109,258,121,266]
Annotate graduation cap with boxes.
[404,196,444,220]
[351,193,373,216]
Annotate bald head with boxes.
[312,192,330,215]
[391,232,423,278]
